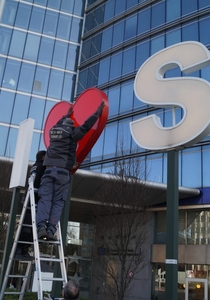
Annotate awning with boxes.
[69,169,200,223]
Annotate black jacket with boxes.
[30,160,46,189]
[43,109,101,170]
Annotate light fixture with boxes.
[196,284,201,289]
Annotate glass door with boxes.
[185,278,208,300]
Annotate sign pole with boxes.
[165,149,179,300]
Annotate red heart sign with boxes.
[43,88,109,173]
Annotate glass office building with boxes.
[77,0,210,299]
[1,0,210,299]
[0,0,84,161]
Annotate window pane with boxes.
[107,86,120,117]
[101,27,112,52]
[136,40,150,69]
[117,118,132,153]
[9,30,26,58]
[81,39,91,63]
[166,0,180,22]
[34,0,47,5]
[77,69,88,94]
[48,0,61,9]
[110,52,122,80]
[119,82,133,114]
[90,33,102,57]
[38,37,54,65]
[112,21,124,47]
[151,1,165,28]
[62,73,75,101]
[15,3,31,29]
[199,17,210,45]
[52,41,68,68]
[0,126,9,156]
[115,0,126,16]
[66,44,78,71]
[18,63,36,93]
[0,27,12,55]
[74,0,84,16]
[6,128,18,158]
[33,66,50,96]
[182,147,201,187]
[202,145,210,187]
[0,91,15,123]
[125,14,137,41]
[182,22,198,41]
[87,63,99,88]
[43,100,56,128]
[2,1,17,26]
[70,17,82,43]
[28,97,45,130]
[11,94,30,125]
[2,60,21,89]
[151,35,165,55]
[29,7,45,32]
[98,57,110,85]
[104,0,115,22]
[57,14,71,40]
[137,8,150,35]
[0,58,5,86]
[43,11,58,36]
[48,70,64,99]
[103,123,117,157]
[198,0,210,8]
[122,47,135,75]
[60,0,74,13]
[90,130,104,159]
[126,0,138,9]
[30,132,41,161]
[146,153,163,182]
[166,28,181,46]
[24,34,40,61]
[182,0,197,16]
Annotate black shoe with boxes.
[38,228,47,240]
[47,231,57,241]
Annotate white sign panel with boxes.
[130,41,210,150]
[9,118,34,188]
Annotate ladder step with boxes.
[16,241,33,245]
[41,277,65,281]
[40,257,63,262]
[8,275,29,278]
[4,292,24,295]
[38,239,60,244]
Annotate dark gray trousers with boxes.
[36,166,70,234]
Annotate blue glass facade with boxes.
[0,0,84,160]
[77,1,210,299]
[77,0,210,190]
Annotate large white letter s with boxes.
[130,41,210,150]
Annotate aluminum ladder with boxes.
[0,174,67,300]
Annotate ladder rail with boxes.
[29,173,43,300]
[0,189,31,300]
[0,174,68,300]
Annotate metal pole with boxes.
[165,149,179,300]
[0,187,20,287]
[51,179,73,297]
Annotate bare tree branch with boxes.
[91,145,153,300]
